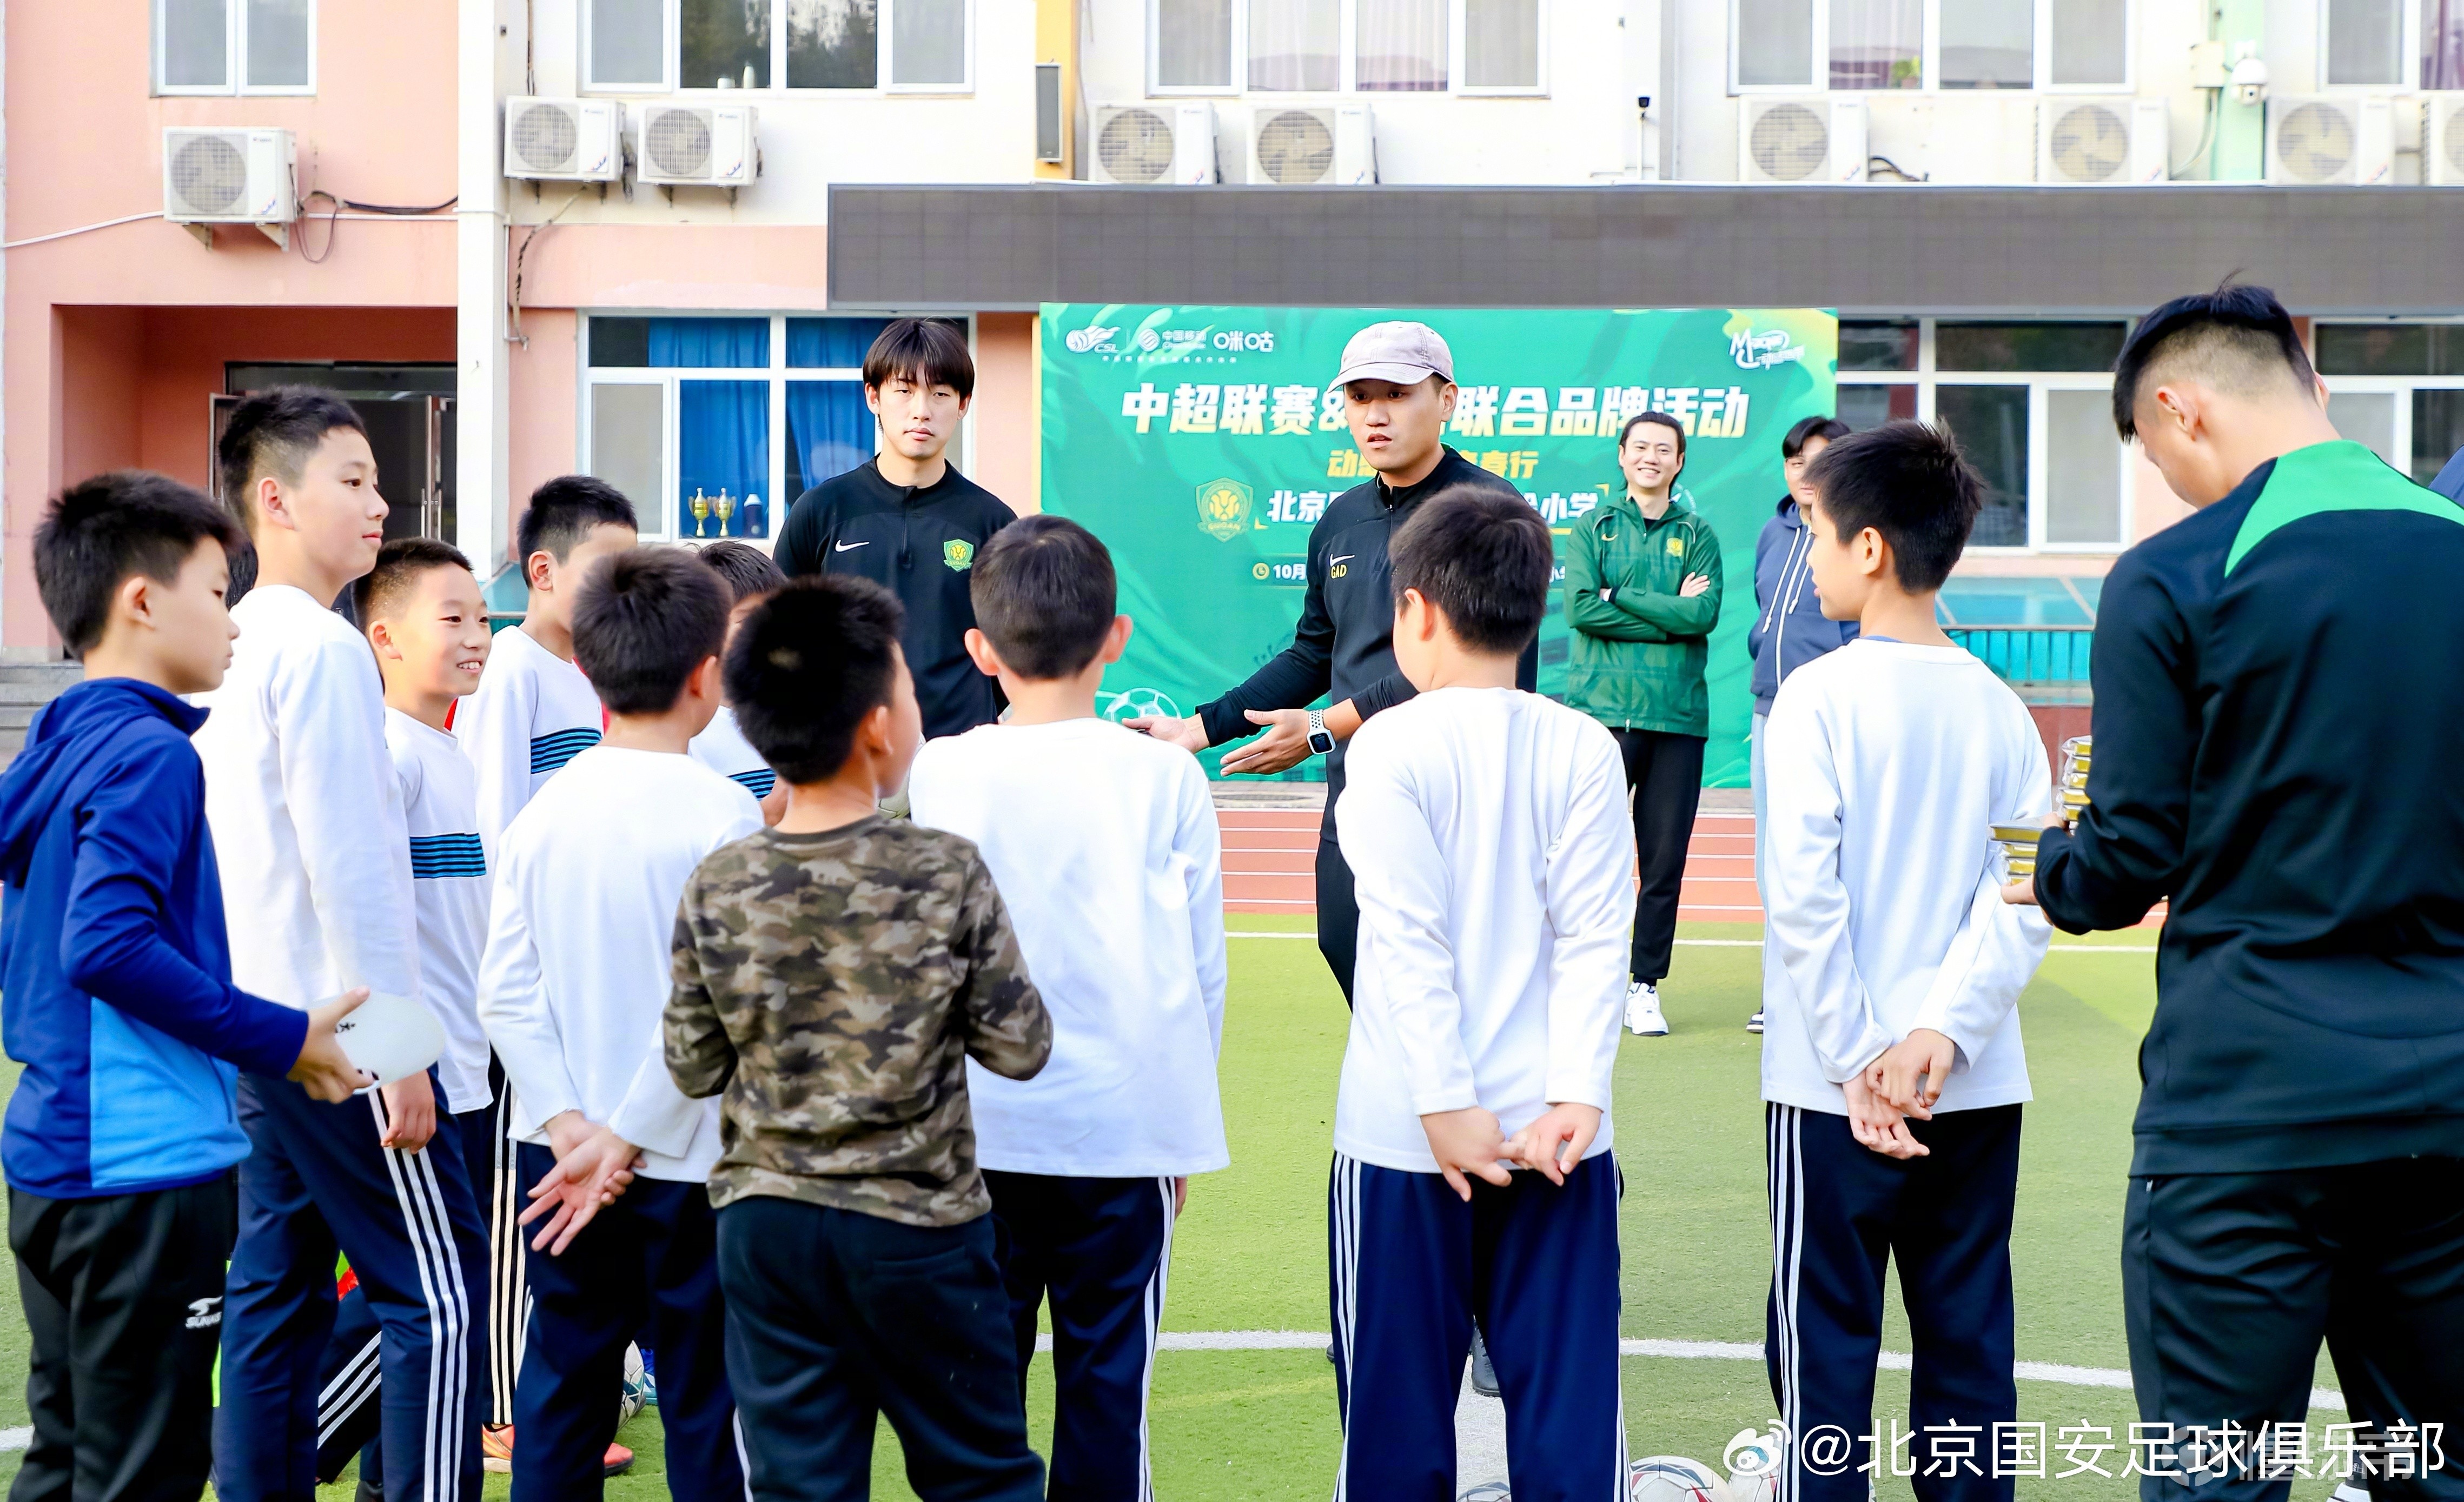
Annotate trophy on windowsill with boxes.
[690,488,711,538]
[713,489,736,537]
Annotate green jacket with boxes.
[1561,490,1724,737]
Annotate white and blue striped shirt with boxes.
[687,705,776,802]
[388,708,494,1114]
[453,623,604,867]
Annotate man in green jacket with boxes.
[1564,411,1723,1038]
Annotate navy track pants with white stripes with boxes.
[984,1171,1175,1502]
[1765,1103,2021,1502]
[1327,1151,1626,1502]
[217,1072,488,1502]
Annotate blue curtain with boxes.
[785,381,874,502]
[647,317,770,369]
[786,317,892,369]
[679,380,771,539]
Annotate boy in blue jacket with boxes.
[0,471,367,1502]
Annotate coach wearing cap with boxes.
[1130,321,1535,1003]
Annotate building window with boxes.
[2315,321,2464,484]
[583,314,925,542]
[587,0,970,92]
[2432,0,2464,87]
[1836,317,2131,553]
[2327,0,2406,85]
[1733,0,2127,92]
[155,0,313,94]
[1151,0,1543,95]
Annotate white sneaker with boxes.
[1746,1010,1766,1034]
[1625,982,1668,1036]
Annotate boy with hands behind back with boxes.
[1757,422,2052,1502]
[1328,489,1636,1502]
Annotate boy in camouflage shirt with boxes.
[663,575,1052,1499]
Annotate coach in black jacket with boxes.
[2015,287,2464,1484]
[776,318,1016,739]
[1130,322,1534,1003]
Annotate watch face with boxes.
[1308,731,1336,754]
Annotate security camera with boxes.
[2229,46,2269,107]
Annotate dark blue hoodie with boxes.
[0,678,305,1199]
[1745,496,1857,713]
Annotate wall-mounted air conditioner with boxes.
[163,127,297,247]
[1090,102,1217,184]
[1248,104,1375,185]
[2428,97,2464,185]
[636,104,759,188]
[2038,97,2170,185]
[1738,97,1866,184]
[2266,95,2392,185]
[505,97,625,182]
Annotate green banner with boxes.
[1039,304,1838,786]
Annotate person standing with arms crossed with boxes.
[2012,285,2464,1490]
[775,318,1017,740]
[1128,322,1534,1006]
[1561,412,1724,1039]
[1742,415,1855,1035]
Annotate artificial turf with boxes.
[0,919,2247,1500]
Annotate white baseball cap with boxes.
[1329,321,1454,390]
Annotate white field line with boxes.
[1032,1334,2343,1411]
[0,1427,24,1452]
[1227,933,2158,953]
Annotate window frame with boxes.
[2311,317,2464,481]
[2316,0,2437,91]
[153,0,318,97]
[576,311,976,546]
[1728,0,2132,95]
[581,0,976,97]
[1835,317,2133,555]
[1147,0,1548,98]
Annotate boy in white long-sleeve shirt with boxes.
[909,516,1227,1500]
[1327,490,1634,1502]
[477,548,760,1502]
[196,390,488,1502]
[1759,421,2054,1502]
[451,474,635,1445]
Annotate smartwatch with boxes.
[1305,709,1336,756]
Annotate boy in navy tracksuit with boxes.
[2028,288,2464,1497]
[0,471,368,1502]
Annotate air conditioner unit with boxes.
[2428,97,2464,185]
[505,97,624,182]
[1248,104,1375,185]
[163,127,296,246]
[1738,97,1866,184]
[636,104,759,188]
[1090,102,1217,184]
[2267,95,2392,185]
[2039,97,2170,185]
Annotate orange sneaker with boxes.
[601,1443,635,1478]
[478,1426,632,1479]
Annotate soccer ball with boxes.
[1100,686,1182,726]
[1630,1455,1728,1502]
[1723,1425,1787,1502]
[618,1343,651,1425]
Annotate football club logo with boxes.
[1196,478,1254,542]
[943,539,975,571]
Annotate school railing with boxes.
[1944,624,2094,705]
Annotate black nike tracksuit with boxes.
[775,460,1018,740]
[2034,442,2464,1499]
[1196,447,1536,1002]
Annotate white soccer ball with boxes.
[1630,1454,1728,1502]
[618,1342,648,1425]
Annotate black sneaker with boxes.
[1746,1010,1765,1034]
[1470,1327,1500,1397]
[355,1477,383,1502]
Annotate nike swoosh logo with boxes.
[834,541,870,551]
[1329,555,1355,565]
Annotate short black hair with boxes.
[1783,416,1853,458]
[217,387,367,537]
[35,471,246,657]
[571,548,729,716]
[518,476,639,569]
[862,318,975,402]
[2111,283,2317,440]
[1801,421,1983,593]
[970,516,1115,681]
[354,537,476,625]
[694,540,786,607]
[1388,488,1553,655]
[726,576,905,785]
[1618,411,1688,462]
